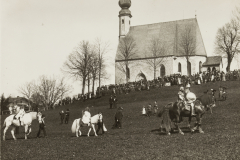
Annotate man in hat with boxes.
[59,110,65,124]
[109,95,113,109]
[65,109,70,124]
[113,95,118,108]
[37,112,47,138]
[112,107,123,129]
[184,86,196,116]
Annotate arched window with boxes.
[187,61,191,76]
[178,63,181,73]
[199,61,202,73]
[122,19,124,24]
[160,65,165,77]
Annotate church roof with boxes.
[116,18,207,61]
[202,56,222,66]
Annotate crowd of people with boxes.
[55,69,239,106]
[87,69,239,99]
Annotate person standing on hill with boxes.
[59,110,65,124]
[109,95,113,109]
[37,113,47,138]
[153,101,158,115]
[112,107,123,129]
[113,95,118,108]
[65,109,70,124]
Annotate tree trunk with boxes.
[92,78,95,95]
[82,77,86,95]
[126,64,129,83]
[88,74,90,93]
[226,56,232,72]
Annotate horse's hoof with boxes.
[180,132,184,135]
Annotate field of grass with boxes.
[1,81,240,160]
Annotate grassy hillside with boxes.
[1,81,240,160]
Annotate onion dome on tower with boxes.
[118,0,132,17]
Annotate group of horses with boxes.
[2,89,217,141]
[2,110,107,141]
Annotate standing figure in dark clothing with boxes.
[59,110,65,124]
[109,95,113,109]
[37,113,47,138]
[113,95,118,108]
[65,109,70,124]
[112,107,123,129]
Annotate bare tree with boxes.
[63,41,93,94]
[116,35,137,82]
[36,76,72,110]
[233,5,240,25]
[215,20,240,72]
[95,38,109,94]
[18,81,35,110]
[144,36,168,79]
[18,82,34,99]
[179,24,196,76]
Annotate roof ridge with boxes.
[130,18,196,28]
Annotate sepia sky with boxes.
[1,0,239,97]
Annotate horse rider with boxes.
[81,107,91,126]
[178,86,185,102]
[184,85,196,116]
[14,105,25,126]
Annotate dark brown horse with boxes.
[158,97,215,135]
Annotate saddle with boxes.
[79,120,90,127]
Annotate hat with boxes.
[180,86,184,91]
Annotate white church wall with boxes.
[172,56,206,75]
[115,57,173,84]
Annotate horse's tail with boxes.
[71,119,78,133]
[161,108,171,132]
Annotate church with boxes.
[115,0,223,84]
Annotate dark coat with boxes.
[197,94,213,107]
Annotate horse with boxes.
[71,113,107,137]
[2,111,42,140]
[158,98,215,135]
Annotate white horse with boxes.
[71,113,107,137]
[2,112,42,141]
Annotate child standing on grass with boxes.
[37,113,47,138]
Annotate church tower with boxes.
[118,0,132,39]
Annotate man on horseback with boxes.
[178,86,185,102]
[81,107,91,126]
[184,86,196,116]
[14,105,25,126]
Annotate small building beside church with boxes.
[115,0,208,84]
[202,56,224,72]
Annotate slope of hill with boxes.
[1,81,240,160]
